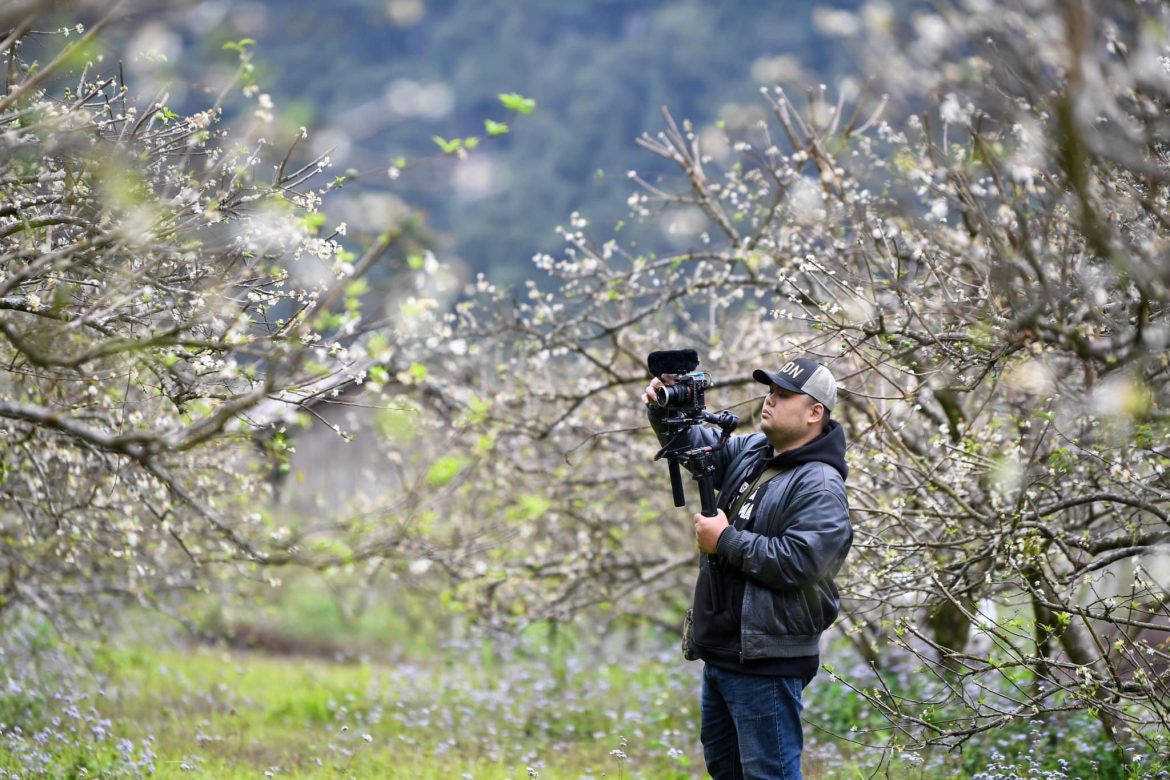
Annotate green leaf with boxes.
[300,212,326,234]
[314,311,343,331]
[367,333,390,358]
[484,119,510,137]
[222,38,255,53]
[465,396,493,425]
[432,136,463,154]
[345,278,369,297]
[507,494,551,522]
[463,136,480,150]
[309,538,353,562]
[498,92,536,116]
[474,434,495,454]
[426,455,471,488]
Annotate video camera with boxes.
[647,350,739,517]
[654,369,711,413]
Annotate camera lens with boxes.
[656,384,689,407]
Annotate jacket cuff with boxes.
[716,526,746,563]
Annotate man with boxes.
[642,357,851,780]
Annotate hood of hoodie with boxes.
[764,419,848,481]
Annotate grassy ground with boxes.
[3,580,1167,778]
[2,625,890,779]
[5,633,1168,779]
[3,634,709,779]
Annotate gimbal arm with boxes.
[653,409,739,517]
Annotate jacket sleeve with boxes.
[646,405,750,492]
[714,469,851,589]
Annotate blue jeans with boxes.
[700,664,806,780]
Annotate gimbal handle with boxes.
[664,447,720,517]
[668,459,685,507]
[697,475,717,517]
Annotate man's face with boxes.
[760,384,822,450]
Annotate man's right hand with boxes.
[641,375,676,407]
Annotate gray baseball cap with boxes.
[753,358,838,411]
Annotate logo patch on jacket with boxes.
[737,487,761,522]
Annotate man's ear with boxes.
[807,401,826,425]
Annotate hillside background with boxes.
[121,0,879,282]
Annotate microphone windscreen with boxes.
[647,349,700,377]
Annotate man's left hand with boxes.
[694,509,729,554]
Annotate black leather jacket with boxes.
[651,410,852,662]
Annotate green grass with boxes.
[9,630,1170,779]
[6,576,1168,779]
[3,637,708,779]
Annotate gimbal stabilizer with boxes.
[654,409,741,516]
[646,349,740,517]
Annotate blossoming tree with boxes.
[419,0,1170,763]
[0,2,421,629]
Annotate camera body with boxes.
[655,371,712,416]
